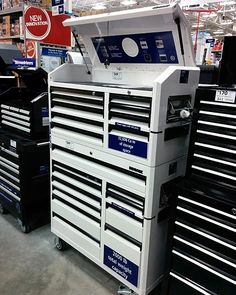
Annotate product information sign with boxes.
[109,134,148,158]
[12,58,36,68]
[104,245,139,287]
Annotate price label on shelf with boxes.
[215,90,235,103]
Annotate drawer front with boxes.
[52,161,102,243]
[52,215,100,260]
[105,183,144,243]
[169,272,216,295]
[51,89,104,147]
[176,196,236,246]
[170,189,236,295]
[172,250,236,295]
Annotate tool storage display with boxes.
[0,68,49,139]
[49,4,199,295]
[168,86,236,295]
[0,129,50,233]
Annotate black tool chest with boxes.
[0,69,49,139]
[0,89,49,139]
[0,129,50,232]
[168,86,236,295]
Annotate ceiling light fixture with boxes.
[92,3,106,10]
[192,23,204,28]
[202,13,217,18]
[221,21,233,25]
[220,1,236,6]
[121,0,137,6]
[213,30,224,34]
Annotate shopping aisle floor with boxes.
[0,214,118,295]
[0,214,165,295]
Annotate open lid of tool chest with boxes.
[63,3,195,72]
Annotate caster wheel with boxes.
[17,219,31,233]
[0,203,7,214]
[55,237,67,251]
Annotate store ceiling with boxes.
[72,0,236,38]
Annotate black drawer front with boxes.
[177,205,236,244]
[173,237,236,277]
[178,195,236,226]
[172,251,236,295]
[175,221,236,262]
[169,272,216,295]
[177,190,236,218]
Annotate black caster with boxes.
[55,237,67,251]
[0,203,8,215]
[17,219,31,233]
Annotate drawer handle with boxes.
[232,208,236,215]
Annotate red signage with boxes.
[25,6,71,47]
[26,40,37,59]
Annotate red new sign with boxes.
[25,6,71,47]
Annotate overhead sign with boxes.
[52,5,64,16]
[52,0,64,16]
[24,6,71,46]
[25,6,51,40]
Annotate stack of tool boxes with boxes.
[0,69,50,233]
[49,4,199,295]
[168,86,236,294]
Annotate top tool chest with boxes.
[168,86,236,295]
[0,68,49,139]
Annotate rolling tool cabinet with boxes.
[49,3,200,294]
[0,129,50,233]
[168,86,236,295]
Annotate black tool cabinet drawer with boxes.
[171,250,236,295]
[169,271,217,295]
[169,190,236,295]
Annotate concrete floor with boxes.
[0,214,165,295]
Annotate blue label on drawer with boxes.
[109,134,147,158]
[115,122,141,131]
[104,245,139,287]
[111,202,135,217]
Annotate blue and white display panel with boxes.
[92,31,178,64]
[104,245,139,287]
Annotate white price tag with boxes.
[112,72,122,80]
[10,140,16,148]
[65,140,74,151]
[42,117,49,127]
[215,90,235,103]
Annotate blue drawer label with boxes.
[104,245,139,287]
[109,134,147,158]
[115,122,141,131]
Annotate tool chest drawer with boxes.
[169,271,216,295]
[169,184,236,295]
[171,249,236,295]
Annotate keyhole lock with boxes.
[231,208,236,215]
